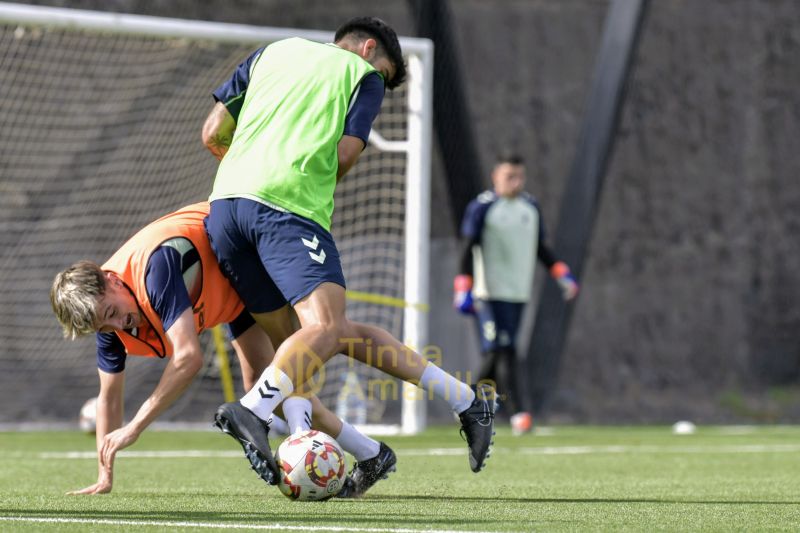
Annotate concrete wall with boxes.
[564,0,800,422]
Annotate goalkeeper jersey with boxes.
[461,191,546,302]
[209,38,381,231]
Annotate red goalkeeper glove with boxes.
[550,262,579,301]
[453,274,475,315]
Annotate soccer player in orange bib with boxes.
[51,202,385,496]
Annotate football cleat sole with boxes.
[467,395,498,473]
[213,409,277,485]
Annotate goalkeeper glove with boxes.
[453,274,475,315]
[550,262,579,301]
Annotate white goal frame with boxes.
[0,2,433,435]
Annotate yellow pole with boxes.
[345,289,429,312]
[211,325,236,402]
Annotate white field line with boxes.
[9,443,800,460]
[0,516,477,533]
[409,444,800,455]
[37,450,244,459]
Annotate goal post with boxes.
[0,3,433,434]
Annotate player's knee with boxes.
[335,319,363,346]
[313,321,349,350]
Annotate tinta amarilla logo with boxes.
[301,235,326,264]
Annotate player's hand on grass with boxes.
[453,274,475,314]
[550,262,579,301]
[99,425,140,469]
[66,479,112,495]
[67,468,112,495]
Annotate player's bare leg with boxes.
[343,321,496,473]
[227,307,391,493]
[214,306,297,485]
[272,312,495,475]
[240,283,495,475]
[246,284,398,494]
[231,323,274,390]
[245,283,350,401]
[251,304,297,346]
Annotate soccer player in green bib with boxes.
[203,17,496,496]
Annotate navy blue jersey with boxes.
[95,332,127,374]
[212,47,384,145]
[211,47,264,121]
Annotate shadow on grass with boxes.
[372,495,800,505]
[3,492,798,529]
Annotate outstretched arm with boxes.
[67,369,124,495]
[202,102,237,161]
[98,309,204,470]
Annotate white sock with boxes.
[336,421,381,462]
[282,396,312,435]
[419,362,475,414]
[240,365,294,421]
[268,415,290,435]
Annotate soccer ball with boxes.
[275,430,346,501]
[79,396,97,433]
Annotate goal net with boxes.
[0,4,432,434]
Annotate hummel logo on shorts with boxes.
[301,235,326,264]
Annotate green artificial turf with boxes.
[2,425,799,532]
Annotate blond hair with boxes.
[50,260,107,339]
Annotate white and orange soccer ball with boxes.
[275,430,346,501]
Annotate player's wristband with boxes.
[453,274,473,292]
[550,261,571,279]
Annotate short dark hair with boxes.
[496,151,525,166]
[335,16,406,90]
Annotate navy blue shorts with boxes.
[205,198,346,313]
[227,309,256,339]
[474,299,525,353]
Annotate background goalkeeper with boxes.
[454,152,579,435]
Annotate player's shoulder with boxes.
[270,36,303,48]
[475,190,498,205]
[465,190,497,217]
[519,191,541,209]
[461,190,496,231]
